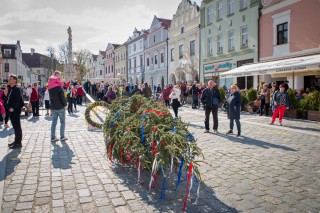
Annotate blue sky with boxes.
[0,0,202,56]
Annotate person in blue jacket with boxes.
[226,84,242,137]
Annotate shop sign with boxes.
[204,62,233,72]
[275,66,307,73]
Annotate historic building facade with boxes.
[200,0,260,89]
[91,50,106,83]
[114,43,127,84]
[104,43,119,84]
[168,0,200,85]
[85,54,98,81]
[0,40,31,85]
[258,0,320,90]
[144,16,171,88]
[127,28,147,85]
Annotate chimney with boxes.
[17,40,20,46]
[31,48,35,55]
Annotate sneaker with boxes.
[269,122,274,125]
[226,130,233,134]
[60,137,68,141]
[279,123,283,126]
[51,137,59,142]
[213,129,218,133]
[236,132,241,137]
[204,130,209,133]
[9,143,22,149]
[8,141,16,147]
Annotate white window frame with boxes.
[128,46,131,54]
[217,1,223,20]
[207,37,213,56]
[190,40,195,56]
[4,49,11,56]
[240,0,248,10]
[207,6,213,25]
[171,48,174,61]
[228,31,234,51]
[217,34,223,53]
[179,45,184,59]
[228,0,234,15]
[241,26,248,48]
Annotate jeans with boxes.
[68,98,73,113]
[51,108,66,138]
[260,99,270,116]
[10,108,22,145]
[31,100,39,116]
[204,105,218,130]
[230,118,241,133]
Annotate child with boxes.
[44,88,51,116]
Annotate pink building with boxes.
[259,0,320,90]
[104,43,120,84]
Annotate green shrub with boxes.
[298,91,320,111]
[246,88,258,102]
[219,87,226,102]
[287,88,299,109]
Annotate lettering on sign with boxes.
[204,62,233,72]
[275,66,307,72]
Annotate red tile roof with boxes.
[157,18,172,29]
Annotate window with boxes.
[147,58,150,66]
[207,38,213,56]
[108,66,111,73]
[181,27,184,34]
[228,31,234,51]
[4,49,11,57]
[151,58,153,64]
[277,22,288,45]
[241,26,248,47]
[217,34,223,53]
[190,40,195,56]
[140,40,143,49]
[37,70,40,74]
[217,1,222,20]
[240,0,247,10]
[228,0,234,15]
[134,44,136,51]
[171,48,174,61]
[140,55,143,66]
[112,65,113,73]
[155,55,158,65]
[129,59,131,69]
[121,54,122,61]
[161,53,164,63]
[129,46,131,54]
[106,67,108,74]
[4,63,9,72]
[154,35,156,43]
[134,57,136,68]
[100,70,102,75]
[179,45,183,59]
[207,6,213,24]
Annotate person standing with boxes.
[77,85,84,105]
[142,83,152,99]
[162,85,171,108]
[259,83,270,116]
[270,84,290,126]
[226,84,242,137]
[7,75,23,149]
[191,81,199,109]
[201,80,221,133]
[1,85,10,128]
[44,88,51,116]
[30,83,40,116]
[169,85,181,118]
[49,71,68,142]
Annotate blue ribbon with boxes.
[175,156,184,190]
[141,114,149,144]
[170,126,177,133]
[109,110,121,129]
[159,165,166,199]
[185,134,195,142]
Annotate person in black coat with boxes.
[226,84,242,137]
[7,75,24,149]
[190,81,199,109]
[201,80,221,133]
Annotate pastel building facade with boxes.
[104,43,119,84]
[114,43,127,84]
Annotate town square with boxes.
[0,0,320,212]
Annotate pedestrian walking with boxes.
[201,80,221,133]
[226,84,242,137]
[190,81,199,109]
[270,84,290,126]
[142,83,152,99]
[162,85,171,108]
[169,85,181,119]
[44,88,51,116]
[6,74,24,149]
[259,83,270,116]
[30,83,40,116]
[48,71,68,142]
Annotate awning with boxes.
[220,54,320,78]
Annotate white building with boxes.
[144,16,171,89]
[91,51,106,83]
[168,0,200,85]
[127,28,147,85]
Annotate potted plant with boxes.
[306,91,320,121]
[240,91,250,112]
[246,88,258,113]
[285,89,301,118]
[219,87,226,108]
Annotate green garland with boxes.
[85,101,109,129]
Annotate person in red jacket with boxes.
[77,85,85,105]
[30,83,41,116]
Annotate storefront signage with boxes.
[204,62,233,72]
[276,66,307,73]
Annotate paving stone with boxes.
[15,202,33,210]
[121,191,135,200]
[111,198,126,207]
[52,199,64,208]
[108,191,121,199]
[115,206,131,213]
[79,196,93,204]
[95,198,110,207]
[35,197,51,206]
[98,206,115,213]
[78,189,91,197]
[34,204,50,213]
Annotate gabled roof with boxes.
[22,53,49,68]
[92,54,98,60]
[100,51,106,58]
[157,17,172,29]
[112,44,121,49]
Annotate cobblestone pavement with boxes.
[0,102,319,213]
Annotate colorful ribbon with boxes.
[149,157,158,191]
[170,126,177,133]
[143,109,166,116]
[109,110,121,129]
[193,174,200,204]
[159,165,166,199]
[183,162,193,211]
[175,156,184,190]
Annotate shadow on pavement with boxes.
[285,125,320,133]
[111,164,239,212]
[0,128,13,138]
[51,140,74,170]
[0,149,21,182]
[215,133,297,151]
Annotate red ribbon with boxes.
[132,102,142,111]
[152,141,157,155]
[126,150,132,162]
[143,109,166,116]
[120,147,123,164]
[107,144,114,162]
[183,162,193,211]
[151,172,157,188]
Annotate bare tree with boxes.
[73,49,92,82]
[46,46,57,75]
[58,42,69,65]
